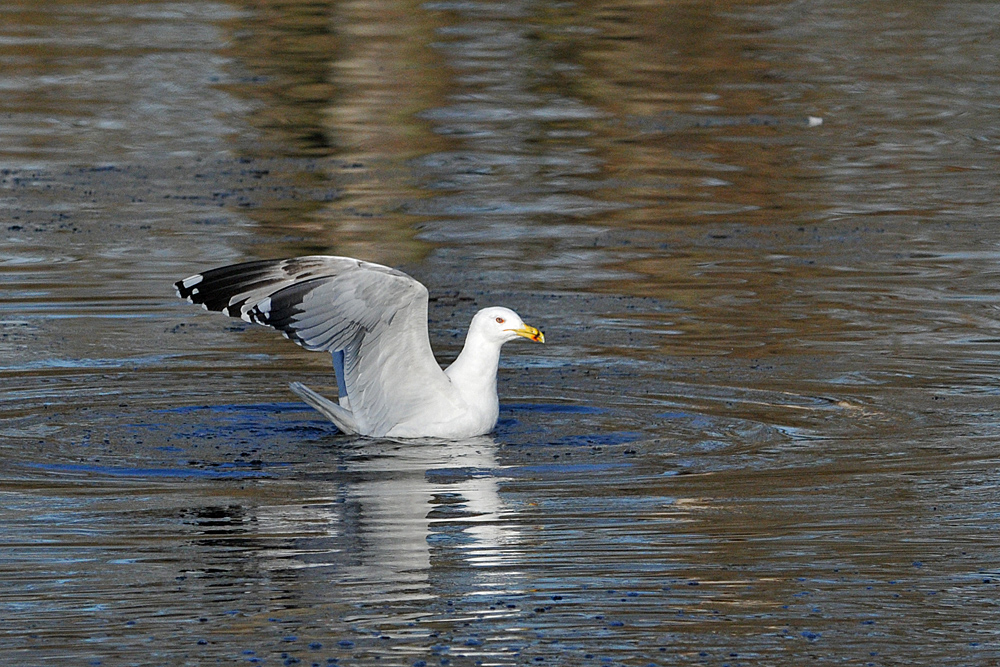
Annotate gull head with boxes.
[470,307,545,345]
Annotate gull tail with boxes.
[289,382,359,435]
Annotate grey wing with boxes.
[175,256,457,435]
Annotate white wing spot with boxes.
[181,275,203,288]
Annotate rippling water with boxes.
[3,0,1000,664]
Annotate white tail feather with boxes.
[289,382,359,435]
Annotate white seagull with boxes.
[174,256,544,439]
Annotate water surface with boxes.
[2,0,1000,664]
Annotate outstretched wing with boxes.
[175,256,458,436]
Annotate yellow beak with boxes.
[508,323,545,343]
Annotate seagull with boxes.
[174,256,544,439]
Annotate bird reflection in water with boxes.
[180,436,518,603]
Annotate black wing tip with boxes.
[246,302,269,325]
[174,274,204,302]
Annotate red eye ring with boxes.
[496,317,505,324]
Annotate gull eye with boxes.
[496,317,505,324]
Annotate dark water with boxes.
[3,0,1000,664]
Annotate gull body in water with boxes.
[175,256,544,438]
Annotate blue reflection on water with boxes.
[26,461,277,479]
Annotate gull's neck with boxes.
[444,331,502,403]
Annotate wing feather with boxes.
[175,256,457,436]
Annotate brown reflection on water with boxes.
[211,0,834,282]
[219,1,338,157]
[219,0,449,264]
[568,0,817,222]
[316,0,449,262]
